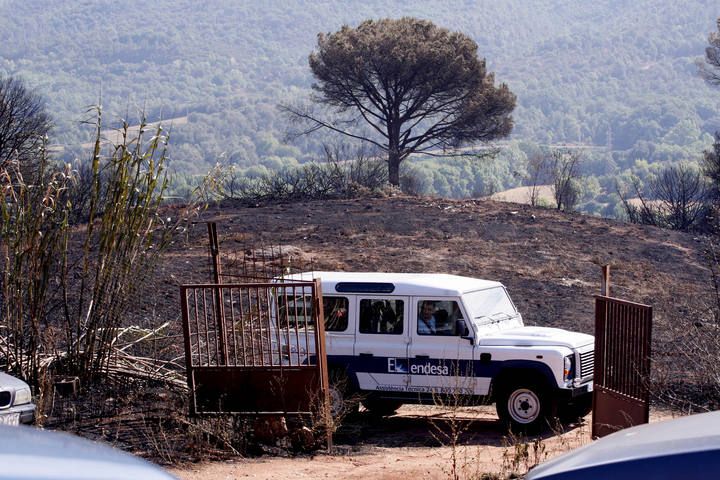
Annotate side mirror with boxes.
[457,319,473,344]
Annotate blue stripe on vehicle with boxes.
[326,354,556,388]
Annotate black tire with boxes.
[329,370,359,421]
[496,378,554,433]
[558,395,592,424]
[362,398,403,416]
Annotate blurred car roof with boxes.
[0,424,175,480]
[527,411,720,479]
[0,371,30,389]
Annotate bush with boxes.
[207,144,391,202]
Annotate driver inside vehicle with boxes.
[418,301,465,335]
[417,300,438,334]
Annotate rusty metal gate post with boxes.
[312,278,332,450]
[208,222,229,366]
[592,295,652,438]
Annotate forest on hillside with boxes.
[1,0,719,213]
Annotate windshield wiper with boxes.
[473,312,516,324]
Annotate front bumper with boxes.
[557,381,593,401]
[0,402,36,425]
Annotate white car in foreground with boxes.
[0,424,176,480]
[0,372,35,426]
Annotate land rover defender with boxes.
[278,272,594,431]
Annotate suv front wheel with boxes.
[496,378,554,433]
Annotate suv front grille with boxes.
[579,350,594,379]
[0,391,11,409]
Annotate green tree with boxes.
[285,17,516,186]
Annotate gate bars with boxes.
[181,279,332,445]
[592,295,652,438]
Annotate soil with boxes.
[157,195,711,336]
[168,406,674,479]
[141,194,709,478]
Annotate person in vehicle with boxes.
[417,301,438,334]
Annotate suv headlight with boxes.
[563,355,575,382]
[14,387,31,406]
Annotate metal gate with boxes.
[181,279,331,428]
[592,295,652,438]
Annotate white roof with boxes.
[282,272,503,297]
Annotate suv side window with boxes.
[278,294,313,329]
[278,295,350,332]
[359,298,404,334]
[323,296,349,332]
[417,300,464,335]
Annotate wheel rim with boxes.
[507,388,540,424]
[329,386,343,418]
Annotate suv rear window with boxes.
[359,299,404,334]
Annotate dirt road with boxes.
[169,406,673,479]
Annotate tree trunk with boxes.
[388,150,400,186]
[387,114,401,186]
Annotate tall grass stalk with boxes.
[62,107,174,382]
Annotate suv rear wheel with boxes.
[328,370,359,421]
[362,398,403,416]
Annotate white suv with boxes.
[280,272,594,431]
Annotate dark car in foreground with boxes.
[0,424,176,479]
[0,372,35,425]
[527,410,720,479]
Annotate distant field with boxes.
[49,116,189,154]
[490,185,554,205]
[84,115,189,149]
[491,185,661,209]
[625,198,666,208]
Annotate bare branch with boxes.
[280,103,388,152]
[0,76,52,175]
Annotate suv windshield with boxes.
[463,287,517,325]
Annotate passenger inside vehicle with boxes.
[359,299,403,334]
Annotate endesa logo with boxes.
[411,362,449,376]
[388,358,449,376]
[387,357,408,373]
